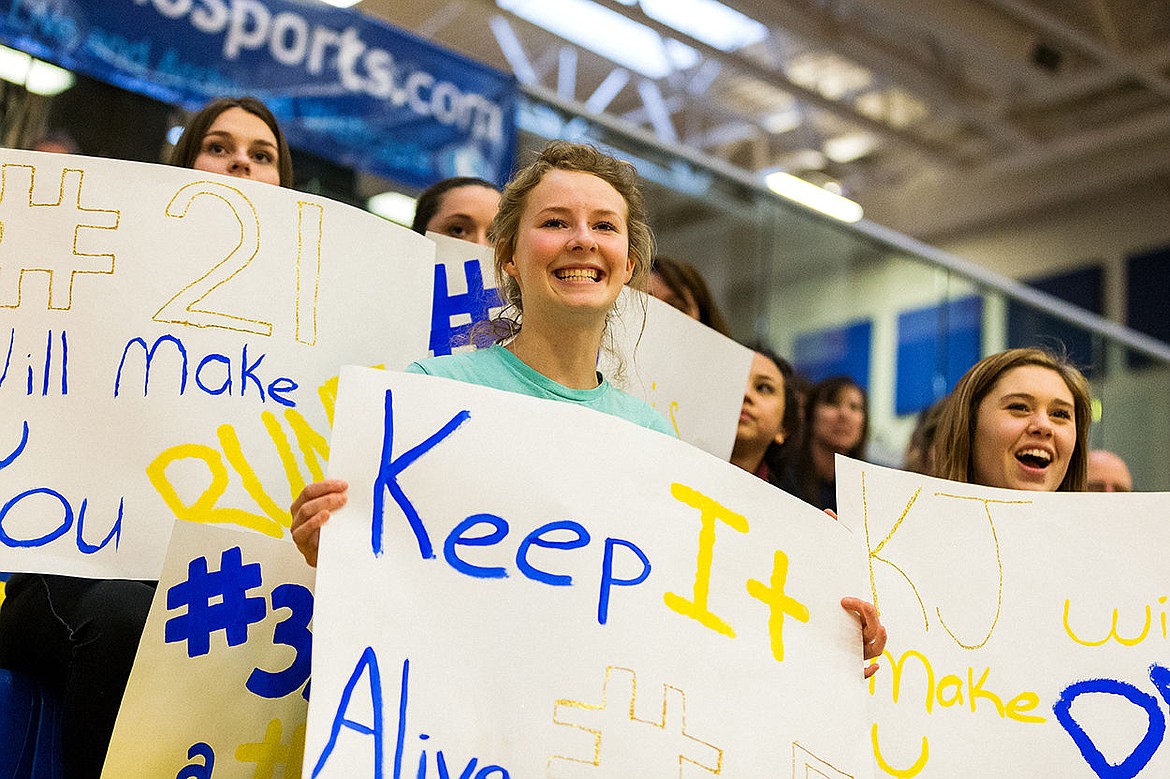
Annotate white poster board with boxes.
[426,235,752,459]
[0,150,433,579]
[604,288,753,461]
[305,366,873,777]
[102,520,315,778]
[835,456,1170,778]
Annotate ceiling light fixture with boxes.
[499,0,677,79]
[762,107,802,135]
[764,171,863,223]
[367,191,418,227]
[0,45,74,96]
[639,0,766,52]
[823,132,877,163]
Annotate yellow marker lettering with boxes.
[235,718,306,775]
[217,423,288,535]
[967,666,1005,717]
[932,494,1027,650]
[874,647,1044,725]
[861,473,929,631]
[145,443,276,536]
[1063,599,1153,647]
[1006,691,1045,723]
[668,400,681,438]
[745,549,809,662]
[871,723,928,778]
[663,483,748,638]
[259,408,331,502]
[318,373,339,426]
[284,408,329,483]
[936,674,963,708]
[261,410,305,502]
[882,648,937,714]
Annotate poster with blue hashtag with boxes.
[0,149,433,580]
[305,366,873,777]
[102,520,315,778]
[834,457,1170,778]
[427,233,753,459]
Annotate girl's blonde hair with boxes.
[485,141,654,337]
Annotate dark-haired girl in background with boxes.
[411,176,501,246]
[783,376,868,512]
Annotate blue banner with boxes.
[0,0,518,188]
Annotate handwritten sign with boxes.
[0,150,433,579]
[102,520,315,778]
[834,456,1170,778]
[603,288,753,460]
[305,366,871,776]
[425,235,752,459]
[427,233,503,357]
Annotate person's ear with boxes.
[773,427,787,446]
[501,248,518,279]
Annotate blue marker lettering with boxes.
[1054,676,1164,779]
[176,741,215,779]
[40,329,51,396]
[515,520,589,586]
[74,497,123,554]
[240,344,266,400]
[0,328,14,389]
[598,537,651,625]
[1,422,29,469]
[0,422,121,553]
[444,514,509,579]
[313,646,385,778]
[246,583,314,700]
[114,334,189,397]
[429,261,502,356]
[394,658,410,779]
[268,376,298,408]
[195,353,232,395]
[372,388,471,558]
[437,753,477,779]
[0,487,73,548]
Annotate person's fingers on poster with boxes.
[841,596,887,678]
[290,479,348,567]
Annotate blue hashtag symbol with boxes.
[429,260,502,356]
[164,546,267,658]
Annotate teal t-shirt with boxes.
[407,344,675,437]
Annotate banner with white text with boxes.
[0,0,518,187]
[305,366,873,777]
[835,456,1170,778]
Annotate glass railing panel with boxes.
[517,92,1169,488]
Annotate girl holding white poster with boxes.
[293,141,674,566]
[0,96,293,779]
[292,141,887,673]
[931,347,1091,491]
